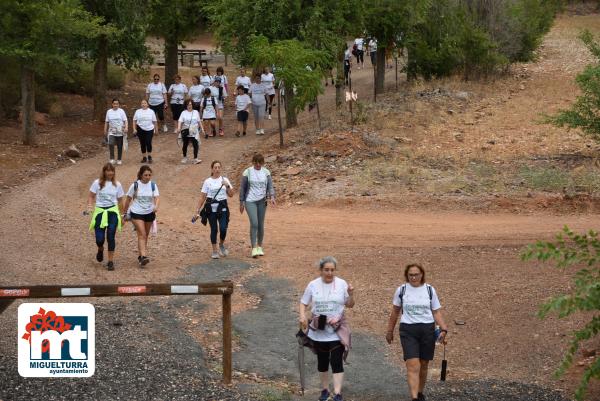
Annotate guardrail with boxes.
[0,281,234,384]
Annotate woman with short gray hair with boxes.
[299,257,355,401]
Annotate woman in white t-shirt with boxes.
[201,87,218,138]
[168,74,188,133]
[235,68,251,93]
[177,99,202,165]
[104,98,128,165]
[234,85,252,137]
[249,73,267,135]
[211,77,226,136]
[86,163,125,271]
[133,99,158,164]
[146,73,168,133]
[199,66,213,91]
[193,160,234,259]
[386,264,449,401]
[189,75,204,112]
[215,66,229,98]
[299,256,355,401]
[238,153,275,258]
[123,165,160,267]
[261,66,276,120]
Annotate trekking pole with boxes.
[440,343,447,381]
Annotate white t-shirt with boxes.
[354,38,364,51]
[245,167,268,202]
[105,108,127,136]
[168,83,188,104]
[392,284,441,325]
[90,179,124,208]
[216,74,229,94]
[235,94,252,112]
[201,176,232,202]
[344,49,352,61]
[178,109,201,131]
[201,96,217,119]
[189,84,204,103]
[126,180,159,215]
[301,277,349,342]
[249,83,266,105]
[261,73,275,94]
[200,75,213,91]
[369,39,377,52]
[146,82,167,106]
[235,75,251,89]
[133,108,157,131]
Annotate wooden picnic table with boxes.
[178,49,208,67]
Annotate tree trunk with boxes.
[335,53,345,108]
[376,48,386,94]
[277,89,283,147]
[285,89,297,129]
[164,35,179,87]
[21,64,36,145]
[93,35,108,122]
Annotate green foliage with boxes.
[149,0,206,41]
[522,226,600,401]
[247,36,326,113]
[44,62,126,95]
[547,31,600,143]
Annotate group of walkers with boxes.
[102,66,278,166]
[86,153,274,269]
[300,259,448,401]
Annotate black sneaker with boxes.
[242,131,246,136]
[138,255,142,263]
[141,157,147,163]
[418,393,426,401]
[140,256,150,267]
[96,248,104,262]
[204,133,208,139]
[107,261,114,271]
[147,156,153,164]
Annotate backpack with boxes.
[351,43,358,56]
[133,180,156,200]
[202,96,217,110]
[398,283,433,310]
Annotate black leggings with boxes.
[208,204,229,244]
[182,135,199,158]
[356,49,364,64]
[314,340,344,373]
[344,61,350,84]
[137,126,153,154]
[94,210,118,252]
[109,136,123,160]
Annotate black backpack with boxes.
[202,96,217,110]
[398,283,433,310]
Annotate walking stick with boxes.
[440,343,447,381]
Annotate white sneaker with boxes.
[109,159,115,164]
[173,128,177,134]
[219,244,229,257]
[256,130,261,135]
[163,125,168,133]
[181,157,188,164]
[260,129,265,135]
[116,160,122,165]
[211,252,220,259]
[193,158,202,164]
[268,114,272,120]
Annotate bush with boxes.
[43,60,126,96]
[48,102,65,119]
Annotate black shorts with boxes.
[170,103,185,121]
[399,323,436,361]
[130,212,156,222]
[150,103,164,121]
[203,117,216,121]
[237,110,249,122]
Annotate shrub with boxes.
[48,102,65,119]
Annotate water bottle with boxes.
[434,325,441,344]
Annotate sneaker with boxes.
[141,157,147,163]
[268,114,272,120]
[109,159,115,164]
[418,393,426,401]
[251,247,259,258]
[173,128,177,134]
[138,255,142,263]
[193,158,202,164]
[147,156,153,164]
[318,389,330,401]
[235,131,240,137]
[205,133,209,139]
[242,131,246,136]
[333,394,343,401]
[163,125,168,133]
[219,129,224,136]
[257,247,264,256]
[219,244,229,257]
[106,261,114,271]
[116,160,122,165]
[260,129,265,135]
[181,157,188,164]
[96,248,104,262]
[211,252,220,259]
[140,256,150,267]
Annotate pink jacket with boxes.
[309,314,352,361]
